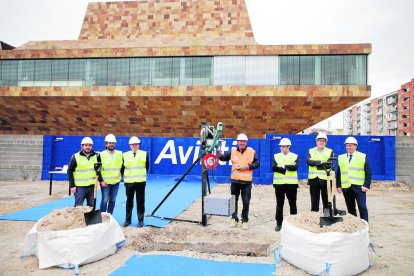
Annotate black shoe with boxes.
[275,225,282,232]
[123,221,131,227]
[137,221,144,228]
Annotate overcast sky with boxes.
[1,0,413,130]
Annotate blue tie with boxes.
[348,154,353,163]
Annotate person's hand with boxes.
[336,188,342,194]
[361,186,369,193]
[243,165,250,171]
[70,187,76,194]
[217,151,223,157]
[101,181,107,187]
[278,164,285,169]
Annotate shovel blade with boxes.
[319,216,343,227]
[84,210,102,226]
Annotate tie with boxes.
[348,154,353,163]
[133,152,136,157]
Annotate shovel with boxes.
[320,161,343,227]
[84,162,102,226]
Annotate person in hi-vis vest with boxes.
[273,138,299,232]
[122,136,149,228]
[218,133,260,230]
[306,133,334,212]
[99,134,123,214]
[67,137,101,207]
[336,137,371,222]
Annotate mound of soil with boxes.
[286,212,367,233]
[37,207,110,231]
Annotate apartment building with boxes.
[344,77,413,136]
[398,79,414,136]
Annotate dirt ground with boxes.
[0,179,413,275]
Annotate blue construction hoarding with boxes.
[42,134,395,184]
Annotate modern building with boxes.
[0,0,371,138]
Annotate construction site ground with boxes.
[0,180,413,275]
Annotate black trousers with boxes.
[231,182,252,222]
[308,177,328,212]
[342,185,368,222]
[274,184,298,226]
[125,182,146,223]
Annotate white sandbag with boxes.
[280,220,370,275]
[22,214,125,269]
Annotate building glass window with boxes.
[152,57,174,86]
[0,60,18,86]
[0,55,368,87]
[192,57,212,85]
[279,56,299,85]
[130,58,151,86]
[321,55,344,85]
[69,59,86,86]
[344,55,367,85]
[108,58,129,86]
[18,60,34,86]
[51,60,69,85]
[171,58,180,86]
[299,56,315,85]
[181,57,193,85]
[87,59,107,86]
[34,59,52,86]
[246,56,277,85]
[213,56,246,85]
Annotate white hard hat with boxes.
[236,133,248,141]
[344,137,358,145]
[316,133,328,141]
[104,134,117,143]
[81,137,93,145]
[279,138,292,146]
[129,136,141,144]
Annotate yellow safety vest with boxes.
[230,147,255,182]
[308,147,333,180]
[338,151,366,188]
[100,150,123,184]
[123,150,147,183]
[73,152,97,187]
[273,152,298,185]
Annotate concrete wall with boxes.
[0,135,43,180]
[396,136,414,185]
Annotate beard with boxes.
[107,145,115,151]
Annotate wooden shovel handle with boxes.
[94,175,99,199]
[331,171,336,198]
[327,173,332,203]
